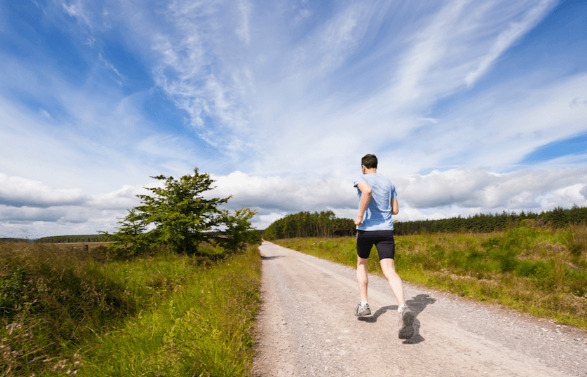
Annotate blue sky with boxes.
[1,0,586,238]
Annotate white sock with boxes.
[398,304,407,313]
[361,301,369,307]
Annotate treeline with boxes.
[0,238,30,243]
[262,211,355,240]
[395,206,587,235]
[263,206,587,240]
[35,234,109,243]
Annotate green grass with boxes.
[77,246,261,377]
[275,222,587,330]
[0,242,261,376]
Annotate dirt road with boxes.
[252,241,587,377]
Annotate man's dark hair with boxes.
[361,154,378,169]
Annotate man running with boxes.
[353,154,414,339]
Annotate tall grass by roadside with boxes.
[275,221,587,329]
[0,242,261,376]
[77,246,261,377]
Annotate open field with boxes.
[0,241,262,376]
[274,221,587,330]
[2,221,585,375]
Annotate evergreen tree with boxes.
[105,168,256,255]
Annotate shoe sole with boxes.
[398,311,415,339]
[355,310,371,317]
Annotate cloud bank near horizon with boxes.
[1,167,585,238]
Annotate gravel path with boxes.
[252,241,587,377]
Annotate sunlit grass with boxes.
[275,222,587,329]
[0,242,261,376]
[78,246,261,377]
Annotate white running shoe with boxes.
[355,303,371,316]
[398,306,415,339]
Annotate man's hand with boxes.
[354,215,363,226]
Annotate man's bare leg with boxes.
[380,258,414,338]
[355,257,372,316]
[357,257,369,303]
[380,258,406,307]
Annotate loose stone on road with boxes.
[253,241,587,377]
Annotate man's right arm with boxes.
[391,197,399,215]
[355,181,372,225]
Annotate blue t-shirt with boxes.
[353,173,397,231]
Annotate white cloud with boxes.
[146,0,257,160]
[545,184,587,209]
[299,4,367,76]
[210,171,355,212]
[236,0,251,45]
[82,0,570,182]
[397,167,587,212]
[87,184,145,210]
[61,0,89,25]
[0,76,205,195]
[428,73,587,169]
[208,167,587,228]
[0,207,124,239]
[242,1,566,178]
[252,211,288,231]
[0,177,149,238]
[464,0,557,87]
[1,0,585,237]
[2,164,585,238]
[0,173,85,208]
[0,205,69,223]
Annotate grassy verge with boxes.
[77,245,261,377]
[0,242,261,376]
[275,221,587,330]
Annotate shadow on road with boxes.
[358,293,436,344]
[407,294,437,314]
[403,294,436,344]
[261,255,282,260]
[358,305,396,323]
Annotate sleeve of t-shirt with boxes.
[353,177,365,188]
[391,183,398,199]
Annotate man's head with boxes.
[361,154,378,169]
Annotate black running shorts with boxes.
[356,230,395,260]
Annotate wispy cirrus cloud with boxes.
[424,73,587,170]
[464,0,557,87]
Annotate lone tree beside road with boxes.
[105,168,257,255]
